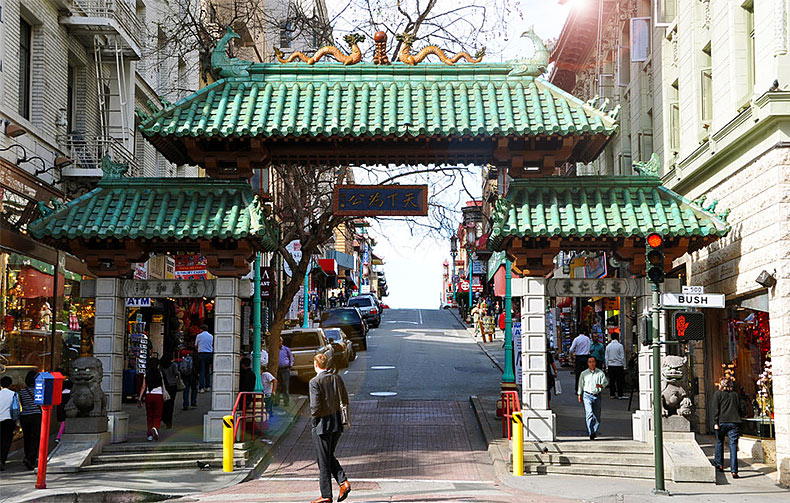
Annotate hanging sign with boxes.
[333,185,428,216]
[546,278,642,297]
[261,267,275,299]
[125,297,151,307]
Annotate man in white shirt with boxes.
[605,333,626,399]
[195,325,214,392]
[0,376,18,470]
[569,332,591,391]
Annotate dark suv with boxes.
[320,307,368,350]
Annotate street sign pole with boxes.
[651,282,667,494]
[253,252,263,392]
[503,258,515,383]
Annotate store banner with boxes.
[472,260,484,275]
[261,266,275,299]
[514,322,522,388]
[174,255,207,279]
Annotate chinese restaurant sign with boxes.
[545,278,643,298]
[333,185,428,216]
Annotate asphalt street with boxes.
[188,308,555,503]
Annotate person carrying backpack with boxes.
[0,376,20,471]
[179,345,198,410]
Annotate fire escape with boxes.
[58,0,142,177]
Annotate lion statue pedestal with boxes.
[64,356,109,434]
[661,355,693,432]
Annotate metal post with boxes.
[512,411,524,476]
[222,414,234,472]
[468,250,473,308]
[651,283,666,493]
[253,252,263,391]
[303,261,311,328]
[503,258,515,383]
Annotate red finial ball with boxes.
[374,31,387,43]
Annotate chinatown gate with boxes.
[31,29,729,443]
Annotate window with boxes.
[700,44,712,124]
[282,331,322,349]
[618,24,631,86]
[18,18,32,119]
[744,2,755,95]
[67,64,76,133]
[654,0,677,27]
[279,21,294,48]
[669,80,680,152]
[630,17,651,62]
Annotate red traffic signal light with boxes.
[647,233,663,249]
[645,233,664,283]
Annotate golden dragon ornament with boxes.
[274,33,365,65]
[395,33,485,65]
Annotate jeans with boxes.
[714,423,740,473]
[183,373,198,408]
[276,367,290,406]
[608,366,625,397]
[198,352,212,390]
[0,419,16,466]
[162,384,177,426]
[582,392,602,436]
[19,414,41,465]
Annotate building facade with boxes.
[552,0,790,484]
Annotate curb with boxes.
[244,395,308,482]
[469,395,511,481]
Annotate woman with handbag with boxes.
[138,357,166,441]
[159,355,180,429]
[0,376,20,471]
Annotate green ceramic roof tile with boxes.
[29,178,279,251]
[487,176,730,250]
[139,63,618,142]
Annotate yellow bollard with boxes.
[512,411,524,476]
[223,414,234,472]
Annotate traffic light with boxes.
[645,233,665,284]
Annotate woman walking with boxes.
[137,357,165,441]
[159,355,179,429]
[712,376,743,478]
[18,371,41,470]
[0,376,19,471]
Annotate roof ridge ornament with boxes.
[275,34,365,65]
[211,26,252,78]
[508,26,556,77]
[101,155,128,179]
[395,33,485,65]
[632,153,660,177]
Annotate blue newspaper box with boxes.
[34,372,64,406]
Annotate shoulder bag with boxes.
[159,371,171,401]
[333,375,350,429]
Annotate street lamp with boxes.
[466,222,477,310]
[450,236,458,306]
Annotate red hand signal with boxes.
[676,315,690,338]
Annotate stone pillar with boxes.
[93,278,128,443]
[519,277,555,441]
[204,278,241,441]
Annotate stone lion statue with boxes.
[65,356,107,418]
[661,355,693,418]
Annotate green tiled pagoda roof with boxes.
[488,176,730,250]
[29,177,279,251]
[138,63,619,166]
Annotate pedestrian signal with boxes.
[645,233,665,284]
[672,311,705,342]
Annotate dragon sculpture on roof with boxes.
[274,34,365,65]
[395,33,485,65]
[508,26,556,77]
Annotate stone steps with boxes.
[525,452,654,467]
[523,462,656,479]
[81,458,243,472]
[86,441,253,472]
[92,450,247,464]
[521,440,657,480]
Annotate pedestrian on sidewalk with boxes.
[160,355,179,428]
[712,376,743,478]
[547,351,558,409]
[137,357,165,441]
[179,344,198,410]
[18,370,41,470]
[605,333,626,399]
[0,376,19,471]
[577,356,608,440]
[195,324,214,392]
[590,333,605,370]
[309,353,351,503]
[569,332,591,391]
[276,339,294,407]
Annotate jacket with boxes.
[712,389,742,425]
[309,371,348,435]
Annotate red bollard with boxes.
[35,405,52,489]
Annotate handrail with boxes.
[231,391,268,442]
[502,390,521,439]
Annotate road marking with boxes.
[369,391,397,396]
[261,476,491,485]
[418,309,423,325]
[370,365,396,370]
[386,320,418,324]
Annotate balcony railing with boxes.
[65,0,143,50]
[59,134,139,177]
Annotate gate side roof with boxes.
[138,62,619,166]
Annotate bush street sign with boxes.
[662,292,725,308]
[333,185,428,216]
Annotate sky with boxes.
[327,0,573,308]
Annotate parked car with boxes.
[320,307,368,350]
[323,327,355,367]
[280,328,334,382]
[348,295,381,328]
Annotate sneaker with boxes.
[619,396,628,400]
[152,427,159,440]
[147,435,154,441]
[198,388,205,393]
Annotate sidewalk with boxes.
[0,397,307,503]
[460,317,788,501]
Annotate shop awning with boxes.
[6,252,82,281]
[326,250,355,270]
[318,259,338,276]
[487,251,507,282]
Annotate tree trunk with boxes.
[266,260,309,374]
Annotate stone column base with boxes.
[204,411,231,442]
[523,409,556,442]
[107,412,128,443]
[632,410,652,442]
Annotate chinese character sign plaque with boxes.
[333,185,429,216]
